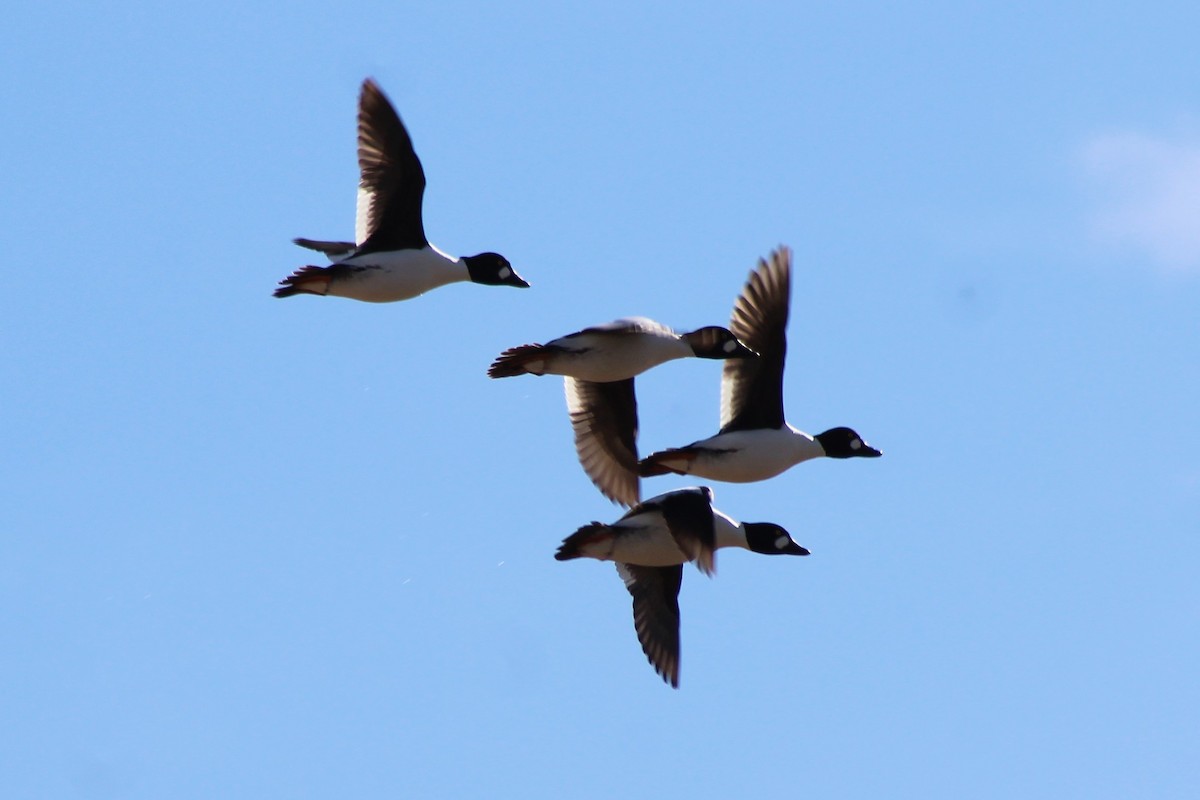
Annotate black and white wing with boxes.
[720,246,792,432]
[616,563,684,688]
[354,79,428,253]
[565,378,640,507]
[639,486,717,576]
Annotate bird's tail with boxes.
[637,448,694,477]
[274,266,332,298]
[487,344,549,378]
[555,523,612,561]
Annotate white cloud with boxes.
[1083,132,1200,272]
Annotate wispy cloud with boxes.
[1082,132,1200,272]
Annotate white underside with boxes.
[540,330,692,382]
[660,425,824,482]
[329,245,467,302]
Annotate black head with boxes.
[682,326,757,360]
[744,522,810,556]
[464,252,529,288]
[815,427,882,459]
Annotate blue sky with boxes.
[2,1,1198,797]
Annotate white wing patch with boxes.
[355,185,375,245]
[720,374,735,429]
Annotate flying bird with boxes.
[488,318,754,506]
[275,78,529,301]
[639,247,881,481]
[555,486,809,687]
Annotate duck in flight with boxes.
[555,486,809,688]
[275,78,528,301]
[639,247,881,482]
[488,318,755,507]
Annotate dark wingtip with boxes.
[651,655,680,689]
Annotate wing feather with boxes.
[354,79,428,252]
[720,247,792,431]
[659,487,717,576]
[565,378,640,507]
[616,563,683,688]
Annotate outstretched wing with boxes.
[616,563,684,688]
[354,79,428,252]
[565,378,640,507]
[720,246,792,432]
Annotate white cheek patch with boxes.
[851,439,862,450]
[723,340,737,353]
[498,266,512,280]
[775,535,790,549]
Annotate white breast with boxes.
[330,246,467,302]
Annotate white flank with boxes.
[541,325,692,382]
[329,246,466,303]
[673,426,824,482]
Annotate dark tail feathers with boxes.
[637,450,687,477]
[273,265,332,298]
[488,344,548,378]
[555,523,608,561]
